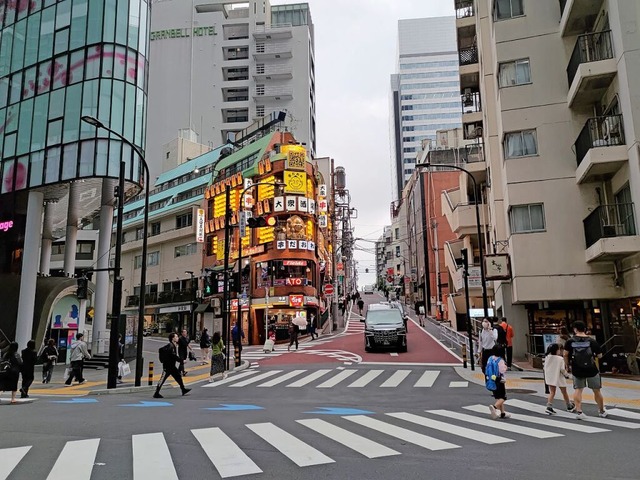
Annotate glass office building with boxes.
[0,0,150,350]
[0,0,148,194]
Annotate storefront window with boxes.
[258,259,315,288]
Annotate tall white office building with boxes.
[390,17,461,201]
[146,0,316,179]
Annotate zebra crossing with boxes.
[3,402,639,479]
[202,367,465,389]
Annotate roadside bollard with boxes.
[148,361,154,386]
[462,344,468,369]
[234,347,241,367]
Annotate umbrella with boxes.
[292,317,307,328]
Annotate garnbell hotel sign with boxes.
[150,26,215,41]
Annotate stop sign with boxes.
[323,284,334,295]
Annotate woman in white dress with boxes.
[543,343,575,415]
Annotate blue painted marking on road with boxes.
[51,398,99,404]
[119,401,174,407]
[304,407,374,415]
[204,404,264,411]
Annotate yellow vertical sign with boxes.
[284,170,307,194]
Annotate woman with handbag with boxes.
[199,328,211,365]
[0,342,23,404]
[209,331,227,383]
[41,339,58,384]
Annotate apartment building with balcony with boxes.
[118,139,227,336]
[452,0,640,366]
[390,17,462,202]
[146,0,316,180]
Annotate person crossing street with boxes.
[154,333,191,399]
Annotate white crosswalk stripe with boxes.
[347,369,384,387]
[507,399,640,429]
[316,369,357,388]
[46,438,100,480]
[229,370,282,387]
[286,369,332,387]
[192,427,263,478]
[296,418,401,458]
[607,408,640,420]
[202,369,257,387]
[343,415,460,451]
[387,412,514,444]
[380,370,411,387]
[132,433,179,480]
[258,369,306,387]
[247,423,335,467]
[4,404,640,478]
[0,446,30,480]
[414,370,440,387]
[427,409,564,438]
[462,405,609,433]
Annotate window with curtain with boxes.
[510,204,545,233]
[498,59,530,87]
[494,0,524,20]
[504,130,537,158]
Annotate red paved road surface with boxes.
[258,292,461,366]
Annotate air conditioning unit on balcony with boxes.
[463,88,474,107]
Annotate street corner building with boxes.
[201,130,332,346]
[0,1,150,352]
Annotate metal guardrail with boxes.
[567,30,614,86]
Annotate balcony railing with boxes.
[455,0,474,19]
[461,91,481,114]
[459,45,478,66]
[575,114,625,166]
[567,30,614,86]
[583,203,637,248]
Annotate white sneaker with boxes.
[208,377,214,383]
[489,405,498,419]
[598,410,608,418]
[223,373,228,379]
[575,411,587,420]
[501,412,511,419]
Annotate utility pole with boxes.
[222,185,232,371]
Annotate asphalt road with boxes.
[2,293,640,480]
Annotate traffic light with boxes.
[76,277,88,299]
[365,268,369,273]
[247,215,276,228]
[204,272,214,295]
[229,271,240,293]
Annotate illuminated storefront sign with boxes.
[284,170,307,194]
[196,209,205,243]
[289,295,304,308]
[0,220,14,232]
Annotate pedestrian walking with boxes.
[500,318,514,368]
[0,342,22,404]
[564,321,607,419]
[357,298,364,316]
[493,318,508,361]
[288,322,299,351]
[543,343,575,415]
[20,340,37,398]
[477,319,497,373]
[154,333,191,398]
[199,328,211,365]
[558,327,571,348]
[177,329,192,376]
[64,333,90,386]
[209,331,227,382]
[232,320,245,353]
[40,339,58,384]
[485,347,510,419]
[307,314,318,340]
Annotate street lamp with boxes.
[81,115,150,388]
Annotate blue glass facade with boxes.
[0,0,149,195]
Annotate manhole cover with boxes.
[509,388,536,394]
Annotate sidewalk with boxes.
[3,357,250,398]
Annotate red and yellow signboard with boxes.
[289,295,304,308]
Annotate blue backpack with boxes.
[485,356,501,391]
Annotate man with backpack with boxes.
[564,321,606,419]
[154,333,191,399]
[493,318,508,361]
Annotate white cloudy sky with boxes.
[278,0,455,286]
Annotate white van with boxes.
[363,285,374,295]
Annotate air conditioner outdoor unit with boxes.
[463,88,474,107]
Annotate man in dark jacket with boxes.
[177,329,193,376]
[20,340,37,398]
[154,333,191,399]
